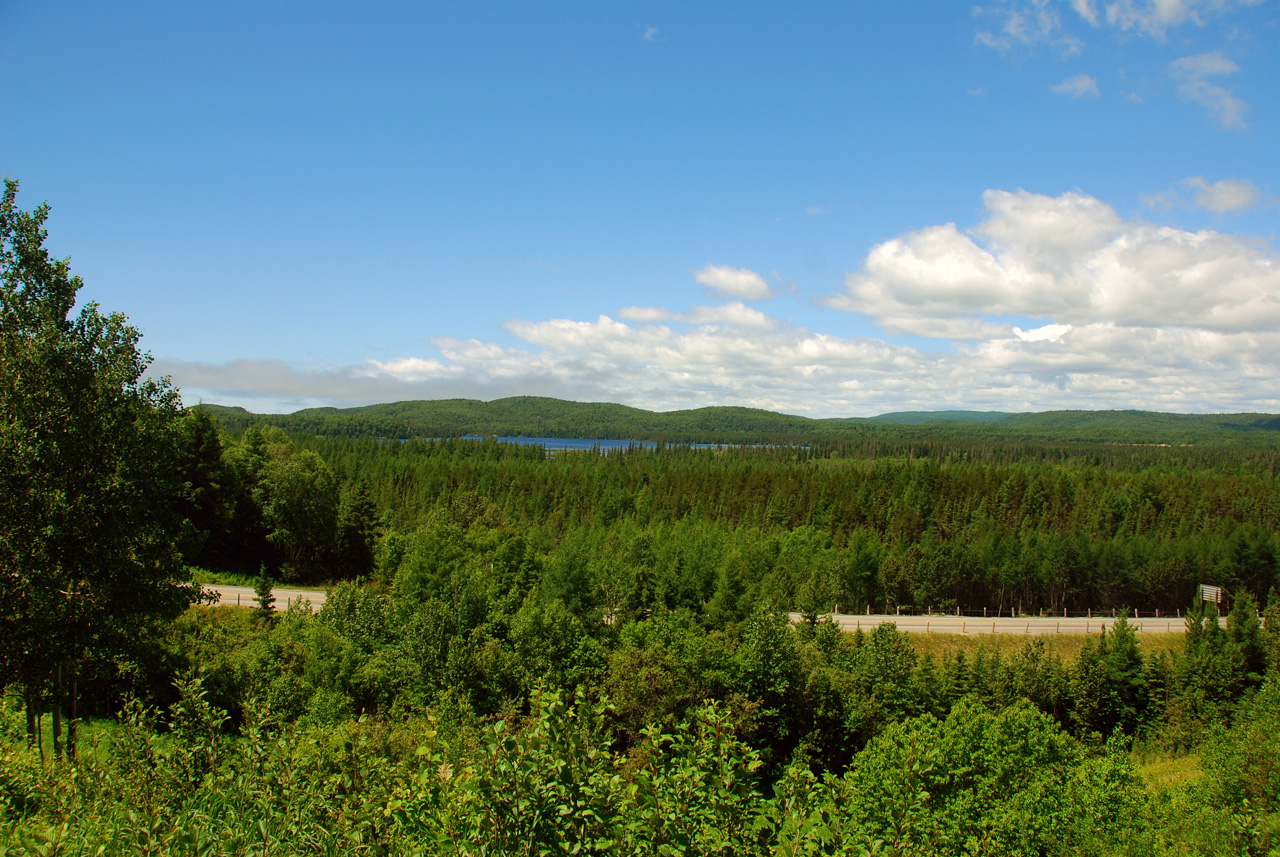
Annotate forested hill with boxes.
[863,409,1280,444]
[199,397,822,443]
[197,397,1280,446]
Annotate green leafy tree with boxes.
[259,448,339,581]
[836,700,1146,855]
[621,701,764,853]
[509,595,592,693]
[1199,674,1280,815]
[0,178,195,758]
[405,688,622,854]
[735,608,803,770]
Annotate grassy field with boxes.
[908,631,1184,661]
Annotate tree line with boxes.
[198,397,1280,447]
[177,423,1280,620]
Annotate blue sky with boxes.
[4,1,1278,416]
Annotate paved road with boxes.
[791,612,1194,635]
[203,587,1190,634]
[205,584,327,613]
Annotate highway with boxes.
[202,585,1191,635]
[790,612,1193,635]
[205,584,327,613]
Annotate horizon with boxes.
[5,2,1279,418]
[196,395,1277,422]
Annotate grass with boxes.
[188,568,259,587]
[1138,753,1203,792]
[0,694,125,768]
[188,567,329,592]
[908,631,1184,661]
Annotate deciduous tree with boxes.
[0,179,196,757]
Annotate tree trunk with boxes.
[52,663,63,760]
[68,669,78,761]
[24,686,36,751]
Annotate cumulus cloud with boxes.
[694,265,773,300]
[825,188,1280,337]
[1014,323,1072,341]
[616,305,671,324]
[618,302,777,331]
[1145,176,1268,214]
[1050,73,1100,98]
[1169,51,1247,129]
[158,315,1280,418]
[159,188,1280,418]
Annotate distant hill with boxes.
[866,411,1012,425]
[197,397,829,443]
[195,398,1280,447]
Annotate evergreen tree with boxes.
[254,565,276,619]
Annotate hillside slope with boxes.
[196,398,1280,447]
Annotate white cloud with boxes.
[1071,0,1101,26]
[1169,51,1247,129]
[1145,176,1267,213]
[975,1,1085,56]
[826,188,1280,336]
[617,305,672,324]
[1183,177,1265,213]
[641,26,659,41]
[1014,322,1073,341]
[805,206,827,215]
[1169,50,1240,79]
[158,189,1280,418]
[694,264,773,300]
[1050,73,1100,98]
[1102,0,1263,37]
[978,1,1263,53]
[618,302,777,331]
[684,304,776,329]
[1105,0,1198,36]
[158,313,1280,418]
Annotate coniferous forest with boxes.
[5,179,1280,854]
